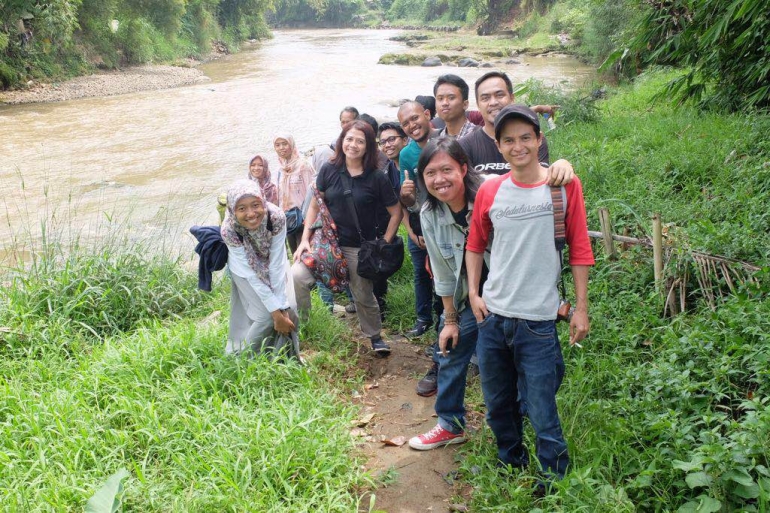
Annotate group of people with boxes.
[216,70,594,489]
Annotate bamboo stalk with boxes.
[721,262,735,293]
[690,250,761,272]
[652,214,663,294]
[587,231,653,246]
[666,278,680,316]
[598,208,618,259]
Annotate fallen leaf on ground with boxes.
[448,504,469,512]
[350,428,367,437]
[365,382,379,390]
[382,436,406,447]
[198,310,221,326]
[352,413,375,427]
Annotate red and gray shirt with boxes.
[466,173,594,320]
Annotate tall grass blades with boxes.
[0,319,369,511]
[1,246,205,355]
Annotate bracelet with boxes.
[444,320,458,326]
[444,311,459,322]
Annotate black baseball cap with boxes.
[493,104,540,141]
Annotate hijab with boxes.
[273,134,302,175]
[220,179,286,288]
[248,154,279,206]
[273,133,314,210]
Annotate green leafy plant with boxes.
[624,0,770,110]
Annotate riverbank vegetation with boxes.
[2,70,768,510]
[0,0,272,89]
[0,232,371,509]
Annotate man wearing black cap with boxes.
[465,105,594,485]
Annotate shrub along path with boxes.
[340,316,480,512]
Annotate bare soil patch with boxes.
[346,325,481,512]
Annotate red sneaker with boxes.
[409,424,467,450]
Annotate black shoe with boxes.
[406,320,431,338]
[416,362,438,396]
[371,337,391,356]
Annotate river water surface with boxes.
[0,29,594,257]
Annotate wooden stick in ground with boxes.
[598,208,618,259]
[680,269,687,313]
[587,231,652,246]
[652,213,664,294]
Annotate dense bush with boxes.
[624,0,770,110]
[0,245,204,352]
[0,0,272,89]
[579,0,640,63]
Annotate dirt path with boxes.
[347,326,478,513]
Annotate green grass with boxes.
[0,234,370,510]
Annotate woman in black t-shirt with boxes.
[291,120,402,356]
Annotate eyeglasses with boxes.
[378,136,404,147]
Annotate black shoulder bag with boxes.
[339,166,404,281]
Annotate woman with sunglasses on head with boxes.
[291,120,402,356]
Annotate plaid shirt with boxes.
[438,120,479,140]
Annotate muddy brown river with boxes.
[0,29,594,260]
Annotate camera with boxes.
[556,300,574,322]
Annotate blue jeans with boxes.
[408,237,434,324]
[476,313,569,479]
[434,306,478,434]
[317,283,353,310]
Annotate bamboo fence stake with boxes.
[598,208,618,259]
[652,213,664,294]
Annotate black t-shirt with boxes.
[450,203,489,295]
[459,127,550,175]
[317,161,399,247]
[376,160,401,231]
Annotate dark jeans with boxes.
[408,237,439,324]
[372,276,388,314]
[434,306,478,434]
[286,231,301,257]
[476,313,569,479]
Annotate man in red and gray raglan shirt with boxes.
[465,104,594,486]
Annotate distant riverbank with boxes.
[378,28,578,68]
[0,64,209,106]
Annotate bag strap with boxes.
[339,165,365,242]
[551,185,567,299]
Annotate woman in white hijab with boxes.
[221,179,297,356]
